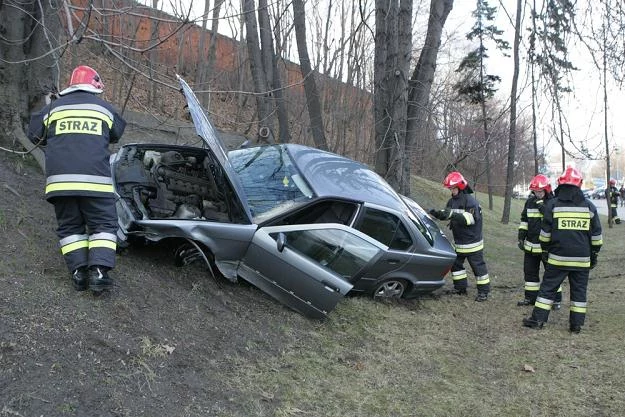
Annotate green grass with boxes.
[225,176,625,417]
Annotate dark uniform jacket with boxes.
[28,91,126,201]
[518,192,553,255]
[539,185,603,270]
[609,185,619,207]
[445,190,484,254]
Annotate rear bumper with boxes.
[404,279,446,299]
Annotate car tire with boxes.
[372,278,408,299]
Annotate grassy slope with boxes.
[229,176,625,417]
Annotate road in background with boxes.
[590,197,609,217]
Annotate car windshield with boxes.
[400,195,435,245]
[229,145,315,222]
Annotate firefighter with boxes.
[28,65,126,293]
[522,166,602,333]
[429,171,490,302]
[608,179,621,224]
[517,174,563,308]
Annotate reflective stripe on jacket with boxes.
[28,91,126,200]
[518,193,552,254]
[539,185,603,270]
[446,191,484,252]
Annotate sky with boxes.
[143,0,622,182]
[447,0,624,182]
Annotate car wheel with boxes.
[372,279,408,299]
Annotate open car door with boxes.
[237,224,384,319]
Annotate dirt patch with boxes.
[0,152,314,416]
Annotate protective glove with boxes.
[590,251,598,269]
[429,209,450,220]
[450,212,465,224]
[517,230,527,242]
[517,240,525,251]
[535,199,545,214]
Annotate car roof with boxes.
[284,144,407,212]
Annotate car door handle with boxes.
[386,259,401,265]
[322,280,340,292]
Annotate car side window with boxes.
[270,228,380,279]
[355,208,413,251]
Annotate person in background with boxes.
[522,166,602,333]
[608,179,621,224]
[28,65,126,293]
[619,184,625,207]
[429,171,490,302]
[517,174,562,309]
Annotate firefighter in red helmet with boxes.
[517,174,562,308]
[608,178,621,224]
[523,166,602,333]
[429,171,490,301]
[28,65,126,293]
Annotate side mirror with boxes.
[276,232,286,252]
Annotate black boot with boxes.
[569,323,582,333]
[89,266,115,293]
[475,292,489,302]
[517,298,534,306]
[522,317,545,329]
[72,267,89,291]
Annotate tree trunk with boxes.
[405,0,454,195]
[243,0,275,143]
[0,0,62,172]
[196,0,211,106]
[270,14,292,144]
[501,0,522,224]
[293,0,328,150]
[374,0,412,192]
[481,101,493,210]
[205,0,224,90]
[149,0,160,107]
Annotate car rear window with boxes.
[355,207,413,250]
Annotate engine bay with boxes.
[113,144,245,223]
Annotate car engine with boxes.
[113,145,234,222]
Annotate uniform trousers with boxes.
[51,196,118,272]
[530,264,589,327]
[451,250,490,294]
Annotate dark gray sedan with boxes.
[111,76,456,319]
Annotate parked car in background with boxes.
[591,187,606,199]
[110,76,457,319]
[582,189,592,199]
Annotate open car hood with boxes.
[177,75,253,221]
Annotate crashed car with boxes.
[111,76,456,319]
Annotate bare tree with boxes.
[0,0,62,170]
[501,0,522,224]
[404,0,454,195]
[454,0,510,210]
[242,0,277,143]
[373,0,413,192]
[293,0,328,150]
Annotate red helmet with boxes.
[557,166,583,187]
[609,178,617,186]
[529,174,552,193]
[443,171,468,190]
[59,65,103,95]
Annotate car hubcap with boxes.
[375,281,405,298]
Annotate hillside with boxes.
[1,151,624,417]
